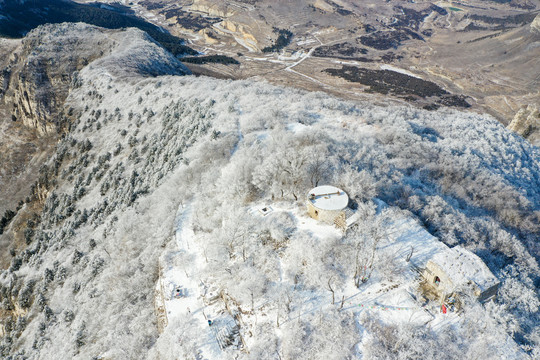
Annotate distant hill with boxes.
[0,0,197,56]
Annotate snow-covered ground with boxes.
[380,64,422,79]
[2,23,538,360]
[159,203,223,358]
[160,198,482,358]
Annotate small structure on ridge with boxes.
[306,185,349,226]
[422,245,500,304]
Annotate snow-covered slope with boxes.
[1,22,189,136]
[0,23,538,359]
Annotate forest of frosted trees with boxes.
[0,46,538,359]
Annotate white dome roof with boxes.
[307,185,348,211]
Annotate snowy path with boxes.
[282,281,434,328]
[160,201,461,357]
[160,203,222,359]
[339,285,434,325]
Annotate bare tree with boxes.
[308,151,332,187]
[345,218,387,287]
[328,276,336,304]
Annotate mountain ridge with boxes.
[0,20,538,360]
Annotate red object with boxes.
[442,304,447,314]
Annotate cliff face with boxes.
[190,0,234,17]
[1,22,190,137]
[1,23,118,136]
[508,104,540,146]
[531,13,540,33]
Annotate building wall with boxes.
[423,260,499,303]
[306,200,319,220]
[306,200,344,224]
[423,261,455,299]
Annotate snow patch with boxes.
[380,64,422,79]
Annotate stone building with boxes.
[306,185,349,224]
[423,245,499,303]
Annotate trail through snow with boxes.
[160,203,222,359]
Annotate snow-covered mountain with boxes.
[0,23,538,359]
[2,22,189,136]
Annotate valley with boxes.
[76,0,540,127]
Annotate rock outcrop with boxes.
[199,28,219,44]
[191,0,234,17]
[0,23,119,135]
[531,13,540,33]
[1,23,190,136]
[508,104,540,146]
[214,20,259,51]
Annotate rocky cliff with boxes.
[0,23,190,136]
[508,104,540,146]
[0,24,118,135]
[0,22,190,266]
[190,0,234,17]
[531,13,540,33]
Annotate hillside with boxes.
[0,21,190,229]
[0,23,539,359]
